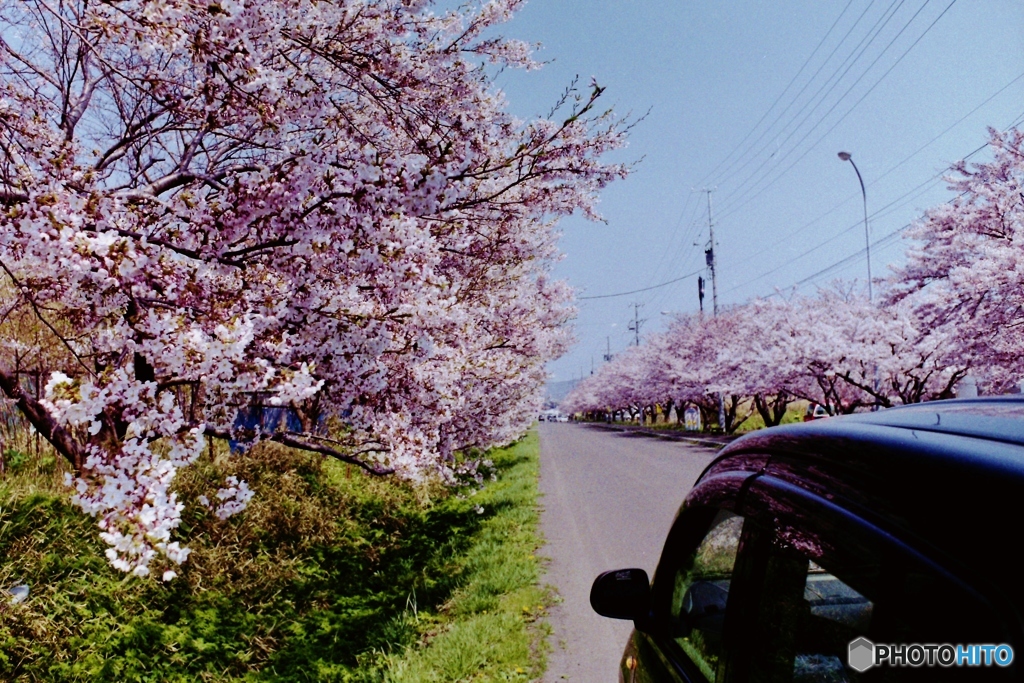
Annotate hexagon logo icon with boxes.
[848,637,875,672]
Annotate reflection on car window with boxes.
[748,533,1008,682]
[793,564,873,682]
[670,510,743,682]
[804,562,872,631]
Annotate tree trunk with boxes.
[723,395,752,434]
[0,366,83,472]
[754,392,791,427]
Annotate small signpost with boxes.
[684,405,702,432]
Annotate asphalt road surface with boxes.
[537,422,718,683]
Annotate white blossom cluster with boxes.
[198,476,255,520]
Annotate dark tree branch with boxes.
[0,365,84,471]
[204,426,395,475]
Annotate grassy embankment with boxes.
[0,430,549,682]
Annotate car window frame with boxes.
[645,504,753,683]
[639,458,769,683]
[645,504,801,683]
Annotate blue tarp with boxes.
[230,405,304,453]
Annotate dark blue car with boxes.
[591,397,1024,682]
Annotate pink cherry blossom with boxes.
[0,0,628,576]
[890,127,1024,393]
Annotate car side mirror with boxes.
[590,568,652,629]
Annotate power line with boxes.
[715,0,943,217]
[761,134,1013,297]
[639,191,712,311]
[637,190,705,297]
[698,0,857,188]
[581,266,708,301]
[722,172,941,295]
[705,0,886,189]
[632,91,1019,313]
[592,1,997,312]
[725,105,1023,299]
[625,191,709,312]
[711,0,908,202]
[716,0,957,221]
[636,2,925,310]
[722,70,1024,278]
[639,229,703,311]
[721,177,926,296]
[779,222,909,294]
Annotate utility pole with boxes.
[704,189,720,316]
[604,336,612,362]
[628,302,645,346]
[704,188,727,431]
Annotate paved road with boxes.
[537,422,718,683]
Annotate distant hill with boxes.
[545,379,579,407]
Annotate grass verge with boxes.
[381,430,549,682]
[0,431,549,682]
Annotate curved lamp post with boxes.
[839,151,878,409]
[838,151,873,302]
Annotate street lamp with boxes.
[839,151,878,410]
[838,151,873,302]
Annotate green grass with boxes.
[732,404,806,434]
[0,432,549,682]
[382,431,549,682]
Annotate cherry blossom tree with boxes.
[659,312,752,432]
[0,0,627,577]
[890,127,1024,393]
[823,293,966,408]
[711,300,796,427]
[563,283,968,434]
[764,289,873,415]
[736,288,963,414]
[564,312,754,432]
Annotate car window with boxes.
[668,510,744,682]
[735,511,1012,682]
[749,553,874,682]
[799,562,874,679]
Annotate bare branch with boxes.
[204,425,395,475]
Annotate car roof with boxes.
[705,397,1024,598]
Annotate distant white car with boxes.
[556,414,569,422]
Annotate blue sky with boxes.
[491,1,1024,382]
